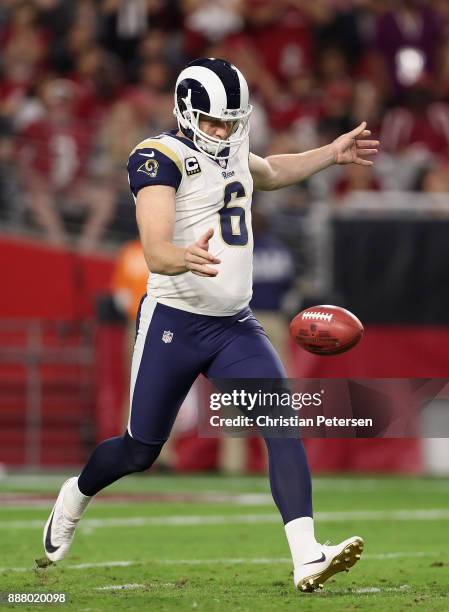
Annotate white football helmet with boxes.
[173,58,252,160]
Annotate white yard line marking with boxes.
[161,558,294,565]
[354,585,410,594]
[161,552,437,564]
[95,583,144,591]
[1,508,449,531]
[95,582,177,591]
[66,561,136,569]
[0,552,439,574]
[364,552,432,559]
[93,582,414,595]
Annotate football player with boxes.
[43,58,378,592]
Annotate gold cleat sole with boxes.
[297,537,364,593]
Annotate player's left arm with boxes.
[249,121,379,191]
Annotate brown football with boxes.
[290,305,363,355]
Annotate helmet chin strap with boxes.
[194,130,227,157]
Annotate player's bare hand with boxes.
[332,121,380,166]
[185,228,221,277]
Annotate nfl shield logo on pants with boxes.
[162,330,173,344]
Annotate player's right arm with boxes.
[135,185,221,277]
[128,139,220,277]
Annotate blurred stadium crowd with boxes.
[1,0,449,252]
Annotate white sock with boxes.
[62,477,91,520]
[285,516,318,567]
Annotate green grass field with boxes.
[0,473,448,611]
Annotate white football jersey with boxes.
[127,131,254,316]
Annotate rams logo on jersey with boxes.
[138,159,159,178]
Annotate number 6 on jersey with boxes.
[218,181,249,246]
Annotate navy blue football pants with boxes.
[78,296,312,522]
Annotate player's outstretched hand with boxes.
[185,228,221,277]
[332,121,380,166]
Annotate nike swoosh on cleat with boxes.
[237,315,252,323]
[45,512,60,553]
[303,552,326,565]
[138,151,155,158]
